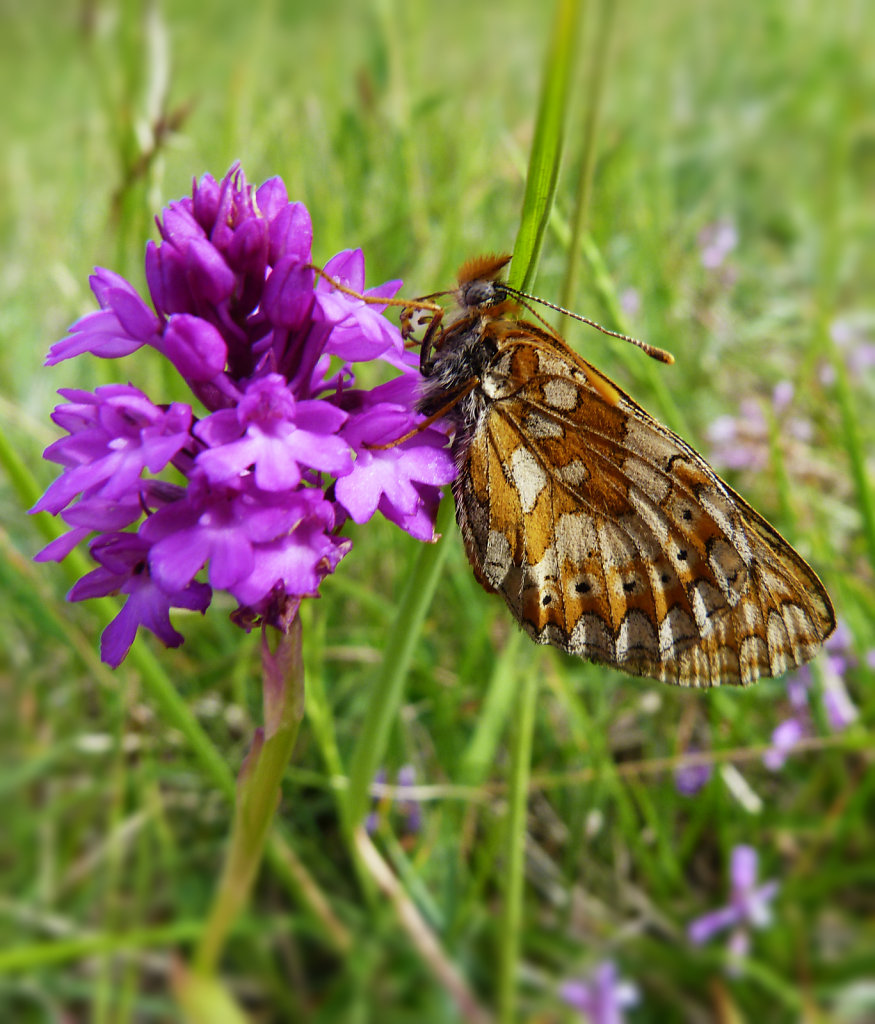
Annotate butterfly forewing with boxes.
[418,257,835,687]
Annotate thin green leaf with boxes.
[508,0,584,292]
[497,663,538,1024]
[344,497,455,829]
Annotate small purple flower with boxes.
[619,287,641,319]
[365,765,423,836]
[763,665,812,771]
[821,318,875,384]
[698,218,738,271]
[771,380,795,415]
[763,623,859,770]
[763,715,808,771]
[823,619,854,677]
[821,622,859,732]
[707,381,812,475]
[32,165,456,665]
[560,961,639,1023]
[674,753,713,796]
[821,676,858,733]
[688,845,779,970]
[706,399,769,472]
[69,533,212,667]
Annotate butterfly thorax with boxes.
[417,306,509,424]
[417,255,518,429]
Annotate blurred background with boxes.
[2,0,873,1021]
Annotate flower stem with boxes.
[194,617,305,975]
[498,666,538,1024]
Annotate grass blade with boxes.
[344,497,455,829]
[508,0,584,292]
[497,663,538,1024]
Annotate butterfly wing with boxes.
[453,325,835,687]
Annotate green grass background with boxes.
[2,0,874,1021]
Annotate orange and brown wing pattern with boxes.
[453,325,835,687]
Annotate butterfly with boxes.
[403,254,836,687]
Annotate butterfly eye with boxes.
[461,279,502,309]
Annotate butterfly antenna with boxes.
[307,264,448,314]
[500,284,675,365]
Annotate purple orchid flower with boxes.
[32,164,456,665]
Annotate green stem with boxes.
[0,923,205,972]
[458,629,525,786]
[560,0,614,310]
[498,666,537,1024]
[508,0,583,292]
[195,618,305,975]
[343,497,454,830]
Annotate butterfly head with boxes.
[456,254,513,313]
